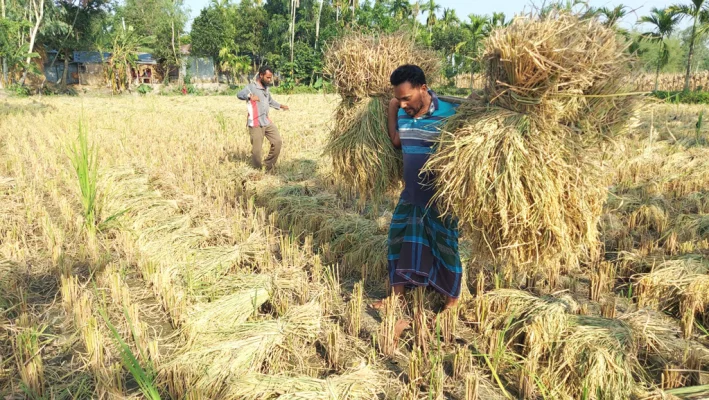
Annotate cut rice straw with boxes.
[226,365,386,399]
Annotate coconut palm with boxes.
[389,0,411,21]
[423,0,440,31]
[639,7,681,91]
[598,4,628,26]
[669,0,709,91]
[464,13,489,90]
[491,11,507,27]
[441,7,458,27]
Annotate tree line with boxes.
[1,0,708,92]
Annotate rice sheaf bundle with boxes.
[160,303,321,398]
[476,290,651,399]
[484,12,639,136]
[324,33,440,200]
[226,366,385,399]
[426,13,641,284]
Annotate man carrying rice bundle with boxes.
[371,65,462,324]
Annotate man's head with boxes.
[258,66,274,87]
[390,64,429,117]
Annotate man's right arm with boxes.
[388,98,401,149]
[236,84,252,101]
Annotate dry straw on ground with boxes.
[475,289,655,399]
[228,366,385,399]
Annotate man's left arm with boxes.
[268,93,288,110]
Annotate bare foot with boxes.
[369,297,406,311]
[369,299,386,310]
[394,319,411,339]
[443,297,459,311]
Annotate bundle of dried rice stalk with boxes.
[226,365,385,399]
[485,12,639,138]
[553,315,645,400]
[633,258,707,312]
[475,290,652,399]
[160,303,321,398]
[324,97,402,198]
[324,32,440,99]
[427,106,606,284]
[475,289,578,398]
[324,33,440,200]
[680,275,709,337]
[426,13,641,284]
[183,274,272,340]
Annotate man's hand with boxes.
[280,105,289,110]
[468,91,482,101]
[249,94,260,102]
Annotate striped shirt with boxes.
[397,90,457,207]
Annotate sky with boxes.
[182,0,683,32]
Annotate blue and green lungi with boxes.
[388,91,462,298]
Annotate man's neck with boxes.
[256,79,265,89]
[414,90,432,118]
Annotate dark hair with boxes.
[259,65,273,75]
[390,64,426,87]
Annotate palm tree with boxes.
[389,0,411,20]
[411,1,422,37]
[491,11,506,27]
[669,0,709,91]
[423,0,440,31]
[639,7,681,91]
[464,13,489,91]
[598,4,628,26]
[441,7,459,27]
[209,0,229,11]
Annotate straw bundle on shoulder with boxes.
[426,13,640,284]
[324,32,440,99]
[427,104,606,283]
[325,97,402,197]
[324,33,440,200]
[484,12,639,137]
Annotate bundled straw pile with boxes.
[324,33,440,199]
[476,290,651,399]
[160,303,321,398]
[426,13,642,284]
[227,366,385,399]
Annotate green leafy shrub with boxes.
[137,84,153,95]
[651,90,709,104]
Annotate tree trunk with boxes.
[683,19,697,92]
[1,0,6,89]
[470,41,476,92]
[62,49,70,88]
[654,52,661,92]
[171,1,178,78]
[289,0,297,67]
[315,0,324,50]
[20,0,45,86]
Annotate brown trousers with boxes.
[248,124,282,169]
